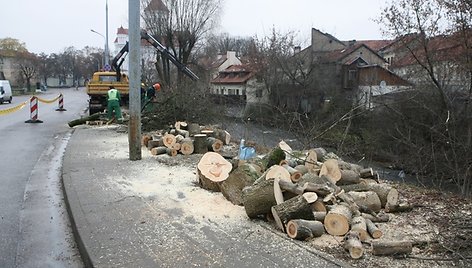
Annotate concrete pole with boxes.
[128,0,142,160]
[105,0,110,65]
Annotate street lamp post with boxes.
[90,0,110,66]
[90,29,107,68]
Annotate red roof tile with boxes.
[210,65,255,84]
[117,26,128,35]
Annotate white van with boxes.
[0,80,13,104]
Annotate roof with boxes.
[315,43,386,64]
[352,40,393,52]
[117,26,128,35]
[145,0,169,13]
[391,32,471,68]
[210,65,255,84]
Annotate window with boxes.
[99,75,118,82]
[236,89,240,95]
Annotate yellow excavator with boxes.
[86,30,199,115]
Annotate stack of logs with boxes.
[197,142,415,260]
[142,121,231,157]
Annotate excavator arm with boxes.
[110,30,199,81]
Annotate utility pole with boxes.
[128,0,142,160]
[105,0,110,65]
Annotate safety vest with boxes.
[108,88,119,101]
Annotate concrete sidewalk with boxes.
[62,126,348,268]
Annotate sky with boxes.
[1,0,387,55]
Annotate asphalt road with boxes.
[0,88,87,267]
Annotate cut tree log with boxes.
[253,147,286,172]
[68,112,104,127]
[313,211,326,221]
[242,178,277,219]
[219,162,261,205]
[170,128,190,138]
[371,240,412,256]
[350,216,368,241]
[304,149,318,173]
[324,204,352,236]
[341,183,399,209]
[337,160,363,173]
[206,137,223,152]
[319,159,342,183]
[385,202,414,213]
[162,133,177,148]
[313,148,327,161]
[187,123,201,136]
[281,164,303,182]
[147,139,165,150]
[347,191,382,213]
[359,168,374,178]
[174,121,188,130]
[303,182,333,197]
[178,138,194,155]
[271,193,317,231]
[286,219,324,240]
[265,165,291,183]
[343,231,364,259]
[294,165,309,175]
[361,212,390,223]
[365,218,383,239]
[142,134,152,147]
[214,129,231,145]
[197,152,232,192]
[338,170,361,185]
[311,199,327,213]
[151,146,177,157]
[200,129,214,137]
[193,134,208,154]
[278,179,306,195]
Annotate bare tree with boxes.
[141,0,222,86]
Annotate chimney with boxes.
[294,46,301,54]
[348,40,356,47]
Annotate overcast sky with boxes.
[1,0,386,55]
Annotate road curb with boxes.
[61,128,94,268]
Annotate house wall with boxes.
[218,51,242,72]
[311,28,345,52]
[0,56,19,86]
[342,46,386,66]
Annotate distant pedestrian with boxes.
[107,86,123,123]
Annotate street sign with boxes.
[103,64,111,71]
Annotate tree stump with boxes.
[286,219,325,240]
[347,191,382,213]
[343,231,364,259]
[219,163,261,205]
[371,241,412,256]
[193,134,208,154]
[324,204,352,236]
[271,193,317,231]
[197,152,232,192]
[242,178,277,219]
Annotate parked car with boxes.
[0,80,12,104]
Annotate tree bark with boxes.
[151,146,177,156]
[371,241,412,256]
[219,163,261,205]
[365,218,383,239]
[197,152,232,191]
[347,191,382,213]
[193,134,208,154]
[350,216,368,241]
[271,193,316,231]
[286,219,325,240]
[241,178,277,219]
